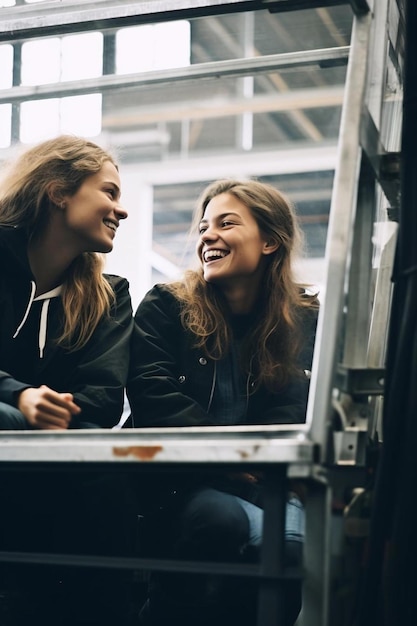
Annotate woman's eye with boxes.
[221,221,232,227]
[199,227,207,234]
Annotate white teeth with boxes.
[104,220,117,231]
[204,249,228,261]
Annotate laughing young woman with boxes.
[128,179,319,626]
[0,135,135,626]
[0,134,133,430]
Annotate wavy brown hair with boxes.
[168,179,318,390]
[0,135,117,350]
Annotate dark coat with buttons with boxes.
[127,283,318,428]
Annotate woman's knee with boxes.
[177,488,250,559]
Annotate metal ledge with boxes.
[0,425,317,468]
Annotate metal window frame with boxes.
[0,46,349,104]
[0,0,365,43]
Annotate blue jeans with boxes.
[235,492,305,548]
[176,488,304,557]
[141,486,304,626]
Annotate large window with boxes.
[0,2,354,305]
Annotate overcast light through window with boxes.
[116,22,191,73]
[1,19,190,144]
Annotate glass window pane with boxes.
[0,103,11,147]
[20,94,102,142]
[21,39,61,85]
[60,94,102,136]
[0,4,353,296]
[102,64,346,162]
[116,21,190,74]
[0,44,13,88]
[21,33,103,86]
[61,33,103,81]
[20,99,60,142]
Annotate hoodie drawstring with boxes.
[13,280,36,339]
[38,298,51,359]
[13,283,63,359]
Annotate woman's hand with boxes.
[17,385,81,430]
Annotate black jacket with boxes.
[127,283,318,428]
[0,226,133,428]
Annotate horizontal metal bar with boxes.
[119,143,338,185]
[0,426,317,465]
[0,0,352,42]
[103,86,344,126]
[0,47,349,105]
[0,1,254,41]
[0,549,302,578]
[336,366,385,396]
[265,0,353,12]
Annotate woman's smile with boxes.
[198,192,273,287]
[203,248,230,263]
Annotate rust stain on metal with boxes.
[237,445,259,459]
[113,445,163,460]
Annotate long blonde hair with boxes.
[168,179,317,390]
[0,135,117,350]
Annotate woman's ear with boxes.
[262,239,279,255]
[46,183,65,209]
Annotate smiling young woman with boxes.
[128,178,319,626]
[0,134,132,430]
[0,135,136,626]
[197,191,279,308]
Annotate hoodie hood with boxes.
[0,226,33,277]
[0,227,63,358]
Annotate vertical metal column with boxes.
[301,8,373,626]
[236,11,254,151]
[307,9,373,456]
[11,42,22,143]
[302,479,333,626]
[256,466,287,626]
[342,158,376,367]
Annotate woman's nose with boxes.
[201,226,217,241]
[115,204,128,220]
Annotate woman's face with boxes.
[197,192,277,289]
[60,161,127,254]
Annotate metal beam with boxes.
[306,10,372,457]
[102,86,344,126]
[0,47,349,104]
[264,0,369,14]
[0,0,358,42]
[119,143,338,184]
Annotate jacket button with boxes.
[178,375,186,383]
[199,357,207,365]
